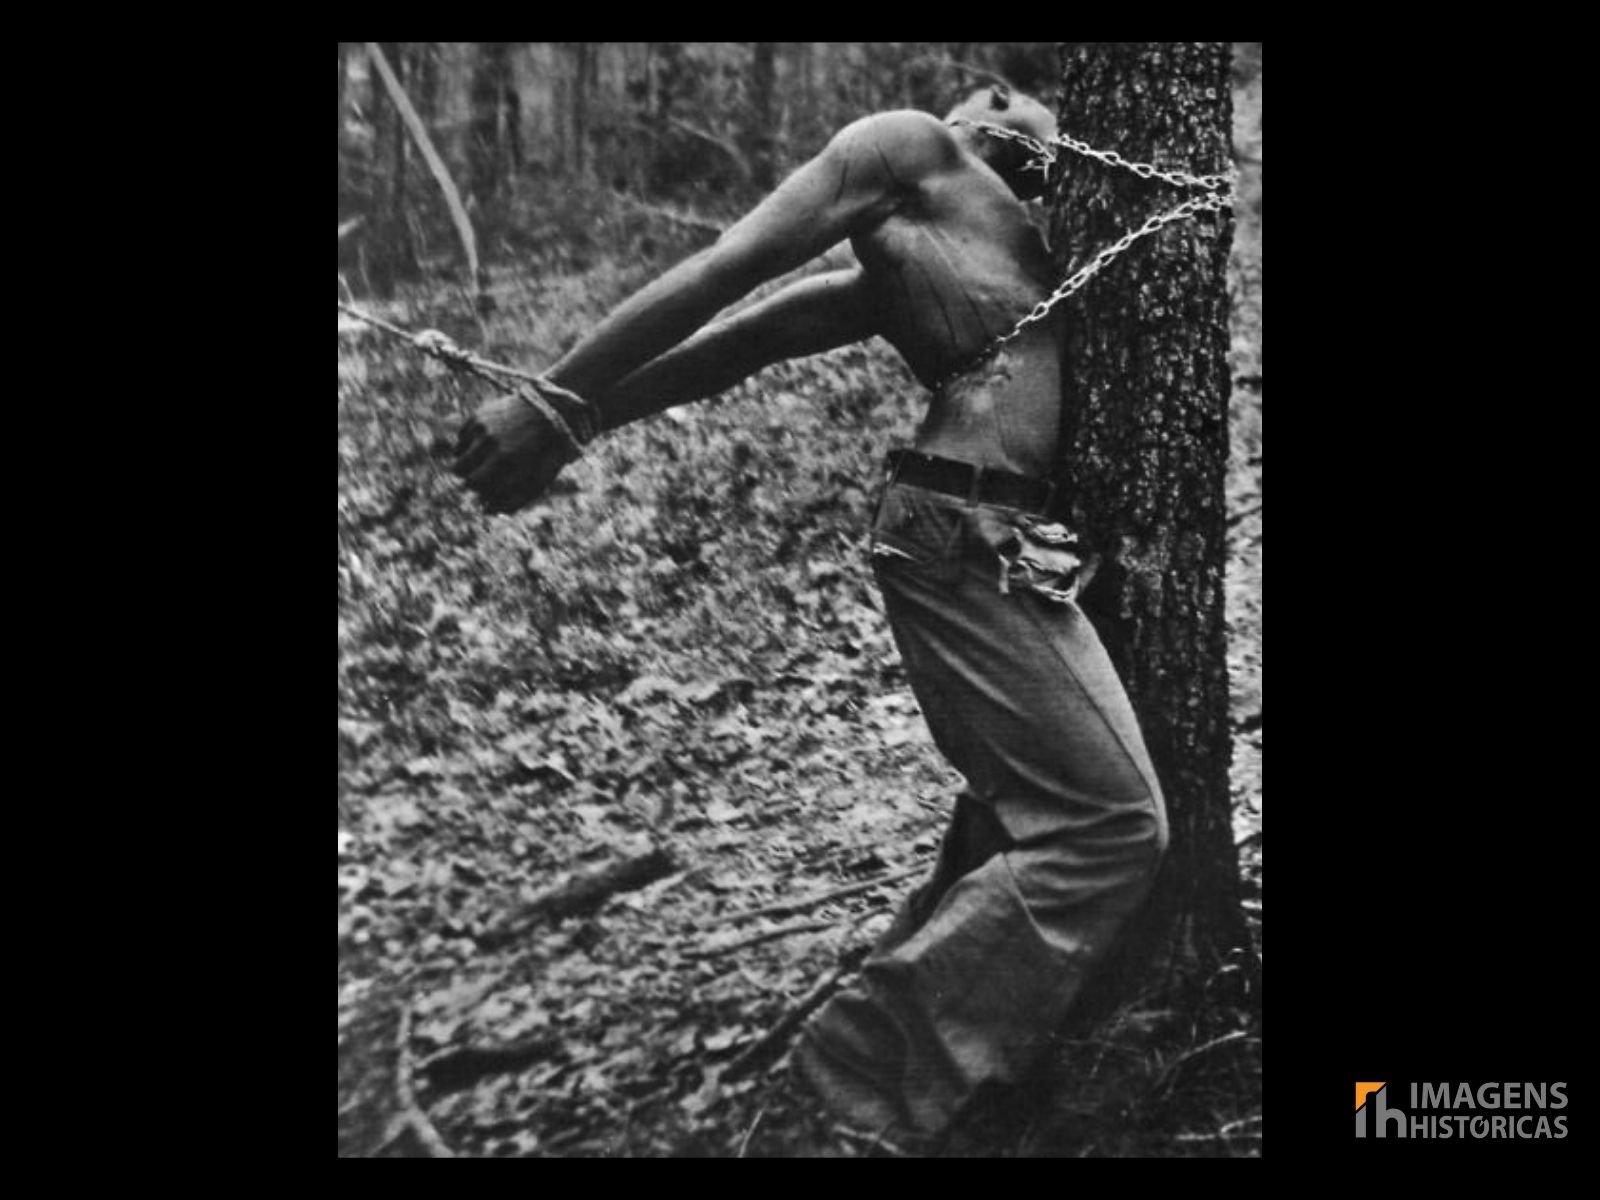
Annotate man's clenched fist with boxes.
[451,391,577,514]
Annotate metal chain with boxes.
[947,119,1236,192]
[930,120,1236,393]
[1050,127,1234,191]
[336,301,600,452]
[994,191,1231,348]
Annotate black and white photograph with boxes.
[337,41,1264,1157]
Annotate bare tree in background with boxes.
[470,42,519,209]
[747,43,778,190]
[368,41,418,295]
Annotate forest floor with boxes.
[338,82,1260,1160]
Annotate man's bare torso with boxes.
[852,123,1064,479]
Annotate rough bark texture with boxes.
[1047,43,1247,990]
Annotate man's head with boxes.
[945,84,1057,200]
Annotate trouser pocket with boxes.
[994,517,1090,603]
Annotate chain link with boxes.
[930,120,1236,393]
[947,119,1236,192]
[996,190,1230,345]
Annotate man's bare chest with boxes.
[852,187,1055,318]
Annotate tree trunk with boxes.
[1046,42,1249,998]
[413,43,440,125]
[573,42,595,178]
[747,42,777,190]
[368,41,418,296]
[469,42,515,205]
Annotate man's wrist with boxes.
[518,377,603,456]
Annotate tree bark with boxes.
[1046,42,1249,996]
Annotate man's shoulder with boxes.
[827,110,961,178]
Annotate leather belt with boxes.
[884,449,1056,515]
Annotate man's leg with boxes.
[869,790,1010,957]
[793,524,1168,1146]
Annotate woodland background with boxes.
[338,41,1262,1157]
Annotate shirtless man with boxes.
[452,85,1169,1155]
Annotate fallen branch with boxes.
[418,1031,562,1095]
[477,846,678,951]
[724,944,871,1081]
[377,1007,458,1157]
[339,216,365,242]
[706,863,926,929]
[1227,502,1263,528]
[685,918,836,961]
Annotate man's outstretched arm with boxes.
[452,268,877,512]
[596,267,876,430]
[543,112,950,400]
[453,112,957,511]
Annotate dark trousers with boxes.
[792,480,1169,1147]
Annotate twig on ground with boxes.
[418,1031,563,1095]
[478,846,678,951]
[686,918,837,960]
[724,944,871,1081]
[378,1007,457,1158]
[736,1102,769,1158]
[705,862,925,929]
